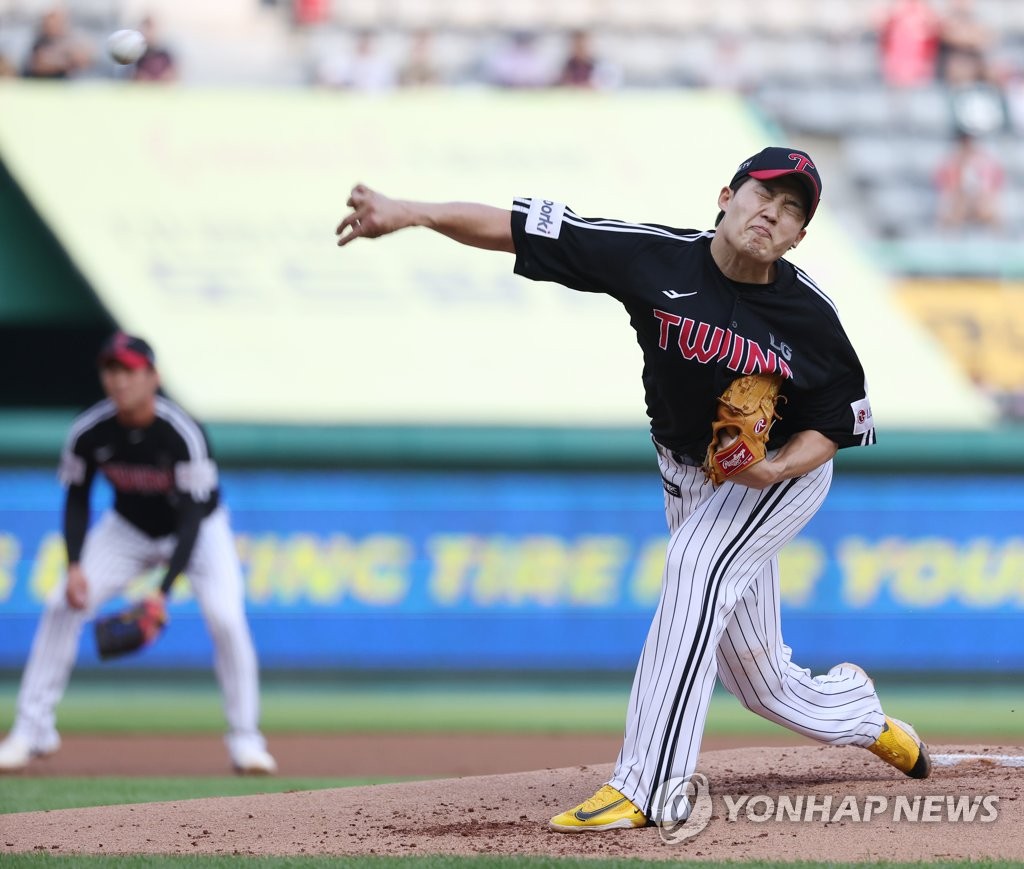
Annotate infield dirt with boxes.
[1,738,1021,862]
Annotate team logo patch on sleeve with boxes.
[850,397,873,434]
[58,451,86,486]
[525,199,565,239]
[175,458,219,500]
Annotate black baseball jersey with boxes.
[510,198,876,462]
[58,396,220,580]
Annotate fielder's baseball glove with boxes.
[703,373,785,485]
[94,595,167,660]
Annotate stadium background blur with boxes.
[1,0,1022,692]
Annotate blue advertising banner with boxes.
[0,469,1021,671]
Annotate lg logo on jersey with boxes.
[769,332,793,361]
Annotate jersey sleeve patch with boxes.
[524,199,566,239]
[175,458,218,501]
[58,451,87,486]
[850,396,874,435]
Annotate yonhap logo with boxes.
[654,773,713,843]
[652,776,1002,845]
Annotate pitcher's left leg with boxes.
[716,554,930,777]
[716,558,884,746]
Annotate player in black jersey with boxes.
[333,147,931,831]
[0,333,276,775]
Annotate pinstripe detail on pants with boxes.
[608,446,884,821]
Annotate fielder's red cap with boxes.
[98,331,156,370]
[729,147,822,223]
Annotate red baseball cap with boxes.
[729,147,822,223]
[97,331,156,369]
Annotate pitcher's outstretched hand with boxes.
[336,184,413,246]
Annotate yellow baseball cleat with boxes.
[868,716,932,779]
[549,784,648,832]
[836,663,932,780]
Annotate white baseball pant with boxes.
[9,508,267,760]
[609,445,885,821]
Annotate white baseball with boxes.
[107,29,147,65]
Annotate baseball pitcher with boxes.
[331,146,931,832]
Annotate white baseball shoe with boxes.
[0,732,60,772]
[231,746,277,776]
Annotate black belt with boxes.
[654,439,702,467]
[671,451,702,467]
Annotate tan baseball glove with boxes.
[703,373,785,485]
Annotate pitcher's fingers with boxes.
[335,212,360,236]
[336,220,362,246]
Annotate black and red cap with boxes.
[98,331,156,370]
[730,147,822,223]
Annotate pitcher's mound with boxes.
[3,745,1021,862]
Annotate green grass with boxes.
[0,672,1019,738]
[861,685,1023,739]
[0,776,402,815]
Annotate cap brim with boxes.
[99,349,152,370]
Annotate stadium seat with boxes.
[843,136,903,185]
[868,185,938,237]
[897,86,956,136]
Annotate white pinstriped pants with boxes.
[609,445,885,821]
[11,508,267,759]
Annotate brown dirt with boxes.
[3,731,806,778]
[1,736,1022,862]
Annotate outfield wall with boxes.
[0,83,995,432]
[1,468,1020,673]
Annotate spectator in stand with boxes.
[132,16,178,83]
[555,30,620,90]
[877,0,941,87]
[697,31,758,94]
[293,0,330,27]
[315,30,398,91]
[934,132,1004,230]
[944,49,1008,136]
[935,1,1008,137]
[485,31,552,89]
[0,54,16,77]
[936,0,994,84]
[399,29,441,87]
[21,8,92,79]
